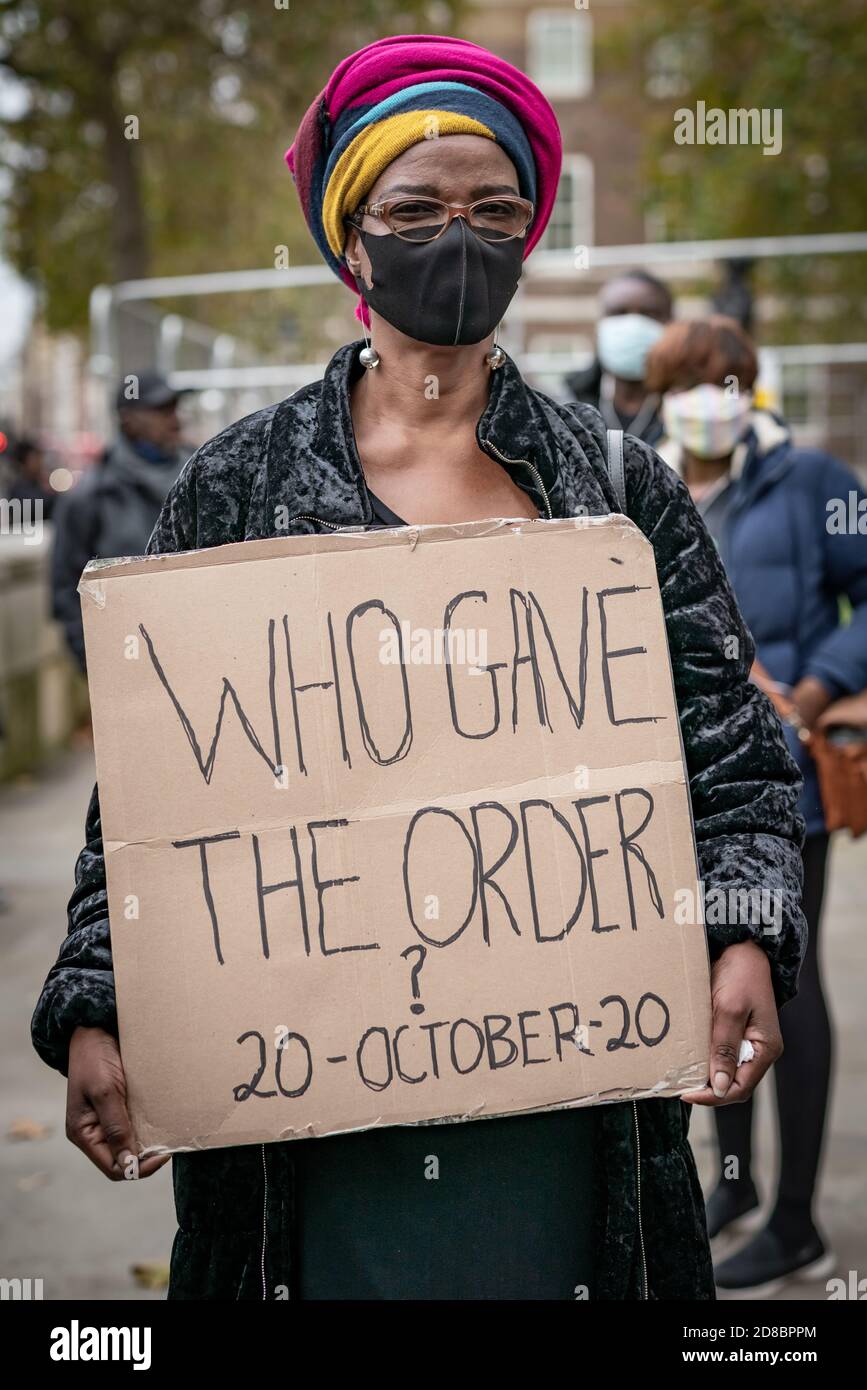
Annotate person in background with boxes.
[51,372,191,670]
[0,428,14,497]
[7,437,54,520]
[565,270,673,446]
[646,315,867,1293]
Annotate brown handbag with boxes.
[751,660,867,838]
[813,691,867,837]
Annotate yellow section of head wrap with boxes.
[322,110,495,261]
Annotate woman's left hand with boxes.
[792,674,833,731]
[682,939,783,1107]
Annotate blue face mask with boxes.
[596,313,666,382]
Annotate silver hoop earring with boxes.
[359,317,380,369]
[486,327,506,370]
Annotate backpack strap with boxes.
[562,404,628,515]
[604,428,627,514]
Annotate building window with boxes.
[644,31,707,99]
[527,10,593,99]
[540,154,594,252]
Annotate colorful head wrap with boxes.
[286,34,562,311]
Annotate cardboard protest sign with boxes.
[80,515,711,1155]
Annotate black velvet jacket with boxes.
[32,342,806,1300]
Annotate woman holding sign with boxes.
[33,34,807,1301]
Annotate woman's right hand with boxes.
[66,1026,169,1181]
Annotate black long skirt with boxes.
[290,1105,597,1301]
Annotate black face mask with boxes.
[358,218,524,346]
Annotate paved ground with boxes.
[693,818,867,1302]
[1,746,864,1300]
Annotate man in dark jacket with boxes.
[51,372,191,669]
[7,438,55,520]
[565,271,673,447]
[31,342,807,1301]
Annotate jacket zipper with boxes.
[281,513,345,530]
[632,1101,649,1299]
[283,445,554,533]
[260,1143,268,1300]
[482,438,553,520]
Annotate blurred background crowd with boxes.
[1,0,865,1300]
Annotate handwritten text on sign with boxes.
[81,517,711,1154]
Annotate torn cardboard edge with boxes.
[78,513,644,597]
[137,1063,709,1158]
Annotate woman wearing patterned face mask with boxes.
[647,316,867,1293]
[34,38,807,1303]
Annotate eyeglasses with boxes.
[349,195,534,243]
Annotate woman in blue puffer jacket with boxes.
[647,315,867,1294]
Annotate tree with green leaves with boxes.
[0,0,456,329]
[603,0,867,341]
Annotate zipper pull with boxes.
[632,1101,649,1300]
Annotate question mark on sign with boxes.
[401,945,427,1015]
